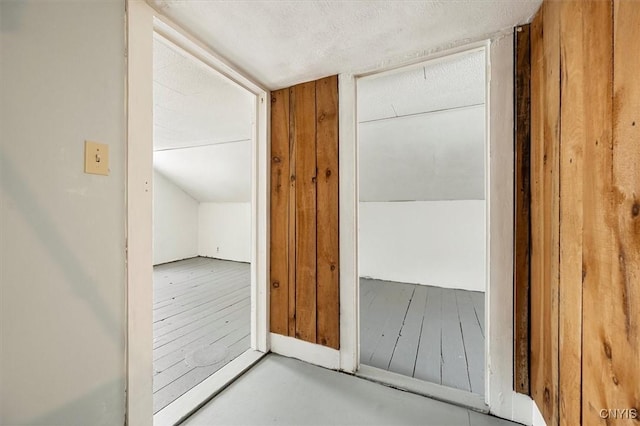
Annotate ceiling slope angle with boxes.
[151,0,541,89]
[153,36,254,203]
[358,50,486,202]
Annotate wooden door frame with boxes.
[338,32,536,424]
[125,2,270,425]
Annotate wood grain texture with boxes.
[292,81,318,343]
[580,2,614,422]
[557,2,585,424]
[315,75,340,349]
[541,2,561,421]
[530,12,545,414]
[582,1,639,424]
[609,0,640,419]
[530,2,639,424]
[270,88,290,335]
[288,87,298,337]
[530,2,561,423]
[270,76,340,348]
[514,23,532,396]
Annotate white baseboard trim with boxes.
[153,349,266,426]
[532,398,547,426]
[489,392,543,426]
[507,391,535,425]
[270,333,340,370]
[356,365,489,413]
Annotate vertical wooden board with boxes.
[543,1,564,416]
[541,2,561,422]
[530,3,551,422]
[514,23,532,396]
[269,88,290,336]
[292,81,317,343]
[288,87,297,337]
[557,2,585,424]
[530,3,561,423]
[583,1,639,424]
[315,75,340,349]
[529,5,546,420]
[580,2,614,424]
[609,0,640,419]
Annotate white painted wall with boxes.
[359,201,486,291]
[199,202,251,262]
[0,1,126,424]
[153,170,199,265]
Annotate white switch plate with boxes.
[84,140,109,176]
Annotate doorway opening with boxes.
[127,4,269,424]
[151,33,255,414]
[356,48,488,400]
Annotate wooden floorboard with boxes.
[153,266,247,302]
[414,286,442,384]
[441,288,470,392]
[360,279,485,396]
[153,291,249,339]
[153,279,248,323]
[469,291,485,338]
[456,290,484,394]
[153,257,251,414]
[360,281,397,363]
[153,299,250,355]
[368,283,414,370]
[389,285,428,377]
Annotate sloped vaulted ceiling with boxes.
[358,50,486,202]
[151,0,541,89]
[150,1,541,204]
[153,37,254,203]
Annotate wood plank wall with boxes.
[269,75,340,349]
[514,24,532,396]
[527,1,639,425]
[530,3,561,422]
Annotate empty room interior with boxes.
[358,49,486,396]
[151,36,254,413]
[1,1,638,426]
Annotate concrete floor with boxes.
[182,354,519,426]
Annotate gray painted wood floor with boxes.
[183,354,516,426]
[153,257,251,414]
[360,278,485,395]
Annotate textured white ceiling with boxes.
[153,37,253,151]
[358,51,485,202]
[154,141,252,202]
[149,2,530,202]
[358,50,485,122]
[152,0,540,89]
[153,37,253,202]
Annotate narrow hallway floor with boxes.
[182,354,519,426]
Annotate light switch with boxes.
[84,140,109,176]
